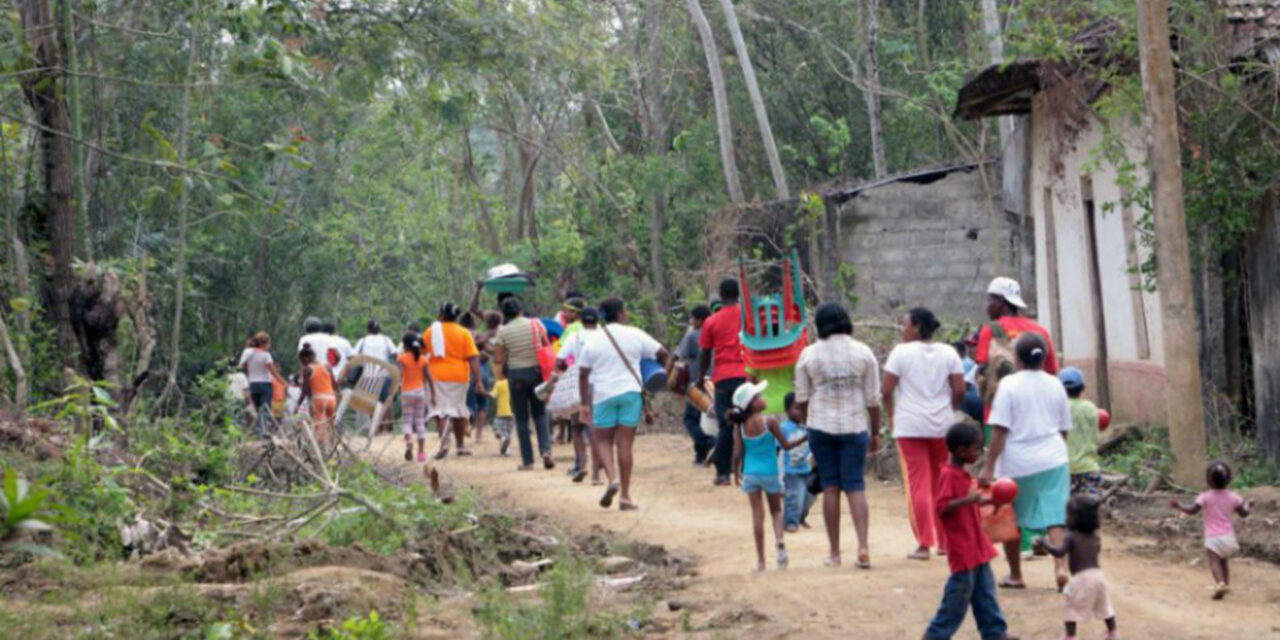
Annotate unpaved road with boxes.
[371,432,1280,639]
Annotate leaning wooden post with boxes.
[1136,0,1207,486]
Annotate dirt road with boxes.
[371,432,1280,638]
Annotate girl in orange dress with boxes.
[299,343,338,446]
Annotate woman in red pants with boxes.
[883,307,966,561]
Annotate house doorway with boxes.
[1081,177,1112,410]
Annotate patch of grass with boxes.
[1100,425,1172,488]
[474,558,640,639]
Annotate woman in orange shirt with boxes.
[398,332,434,462]
[425,303,484,459]
[299,343,337,447]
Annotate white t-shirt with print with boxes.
[987,370,1072,478]
[885,341,964,439]
[577,324,661,404]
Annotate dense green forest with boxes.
[1,0,1277,415]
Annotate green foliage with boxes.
[0,469,57,558]
[307,611,392,640]
[475,559,639,639]
[44,437,135,563]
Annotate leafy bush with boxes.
[307,611,392,640]
[1,468,57,558]
[44,437,135,563]
[475,559,638,639]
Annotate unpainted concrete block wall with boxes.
[837,167,1021,324]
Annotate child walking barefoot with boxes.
[1170,461,1253,599]
[729,381,807,573]
[922,423,1018,640]
[1034,496,1119,640]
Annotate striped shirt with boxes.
[494,317,541,369]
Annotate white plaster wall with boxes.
[1028,91,1164,368]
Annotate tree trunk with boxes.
[685,0,744,204]
[644,0,669,330]
[1249,191,1280,462]
[0,311,27,413]
[16,0,78,374]
[718,0,789,198]
[981,0,1029,217]
[60,0,90,259]
[160,0,199,404]
[1136,0,1207,486]
[461,127,502,254]
[861,0,887,178]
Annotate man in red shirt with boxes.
[975,276,1059,374]
[923,422,1018,640]
[698,278,747,486]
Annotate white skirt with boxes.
[430,382,471,419]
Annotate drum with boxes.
[686,382,713,413]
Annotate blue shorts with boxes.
[593,392,643,428]
[1011,464,1070,530]
[741,473,782,495]
[808,429,869,492]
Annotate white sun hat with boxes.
[732,381,769,412]
[987,277,1027,309]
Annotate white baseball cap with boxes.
[732,381,769,411]
[987,277,1027,309]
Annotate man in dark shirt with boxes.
[676,305,715,464]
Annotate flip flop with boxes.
[998,577,1027,590]
[823,555,842,568]
[599,483,619,508]
[856,551,871,569]
[907,549,931,561]
[619,500,638,511]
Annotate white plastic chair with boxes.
[333,355,401,449]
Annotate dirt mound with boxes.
[1108,490,1280,564]
[0,418,68,460]
[192,538,413,583]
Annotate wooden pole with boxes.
[1136,0,1206,486]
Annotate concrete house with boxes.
[705,163,1030,327]
[954,20,1166,423]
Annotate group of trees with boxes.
[0,0,1276,465]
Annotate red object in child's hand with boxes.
[991,478,1018,505]
[1098,409,1111,431]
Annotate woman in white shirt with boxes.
[883,307,965,561]
[793,302,881,570]
[238,331,286,435]
[578,298,670,512]
[979,332,1072,590]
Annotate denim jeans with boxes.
[682,402,715,463]
[711,378,746,476]
[508,366,551,466]
[783,473,809,527]
[248,382,274,436]
[923,563,1008,640]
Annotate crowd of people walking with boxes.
[233,273,1254,640]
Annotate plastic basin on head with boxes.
[640,358,667,394]
[483,275,532,294]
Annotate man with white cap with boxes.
[976,277,1059,380]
